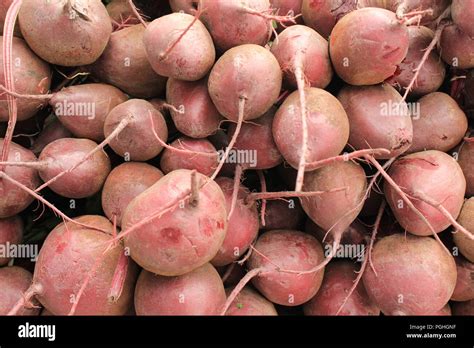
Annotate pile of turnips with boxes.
[0,0,473,317]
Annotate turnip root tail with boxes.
[305,148,391,171]
[220,267,264,315]
[153,100,185,114]
[0,0,22,167]
[190,170,200,206]
[0,85,54,100]
[128,0,148,28]
[396,5,433,22]
[211,97,246,181]
[294,51,308,192]
[108,249,130,303]
[0,161,48,169]
[335,200,386,316]
[243,6,300,26]
[257,170,267,226]
[246,187,348,203]
[7,283,43,316]
[227,164,243,220]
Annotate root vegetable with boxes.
[31,216,138,315]
[228,108,282,170]
[303,261,380,316]
[329,8,409,85]
[51,83,128,142]
[104,99,168,161]
[225,286,278,315]
[211,177,259,267]
[166,77,222,139]
[101,162,163,227]
[272,88,349,170]
[386,26,446,97]
[246,230,325,306]
[38,138,111,199]
[143,13,215,81]
[409,92,468,153]
[134,263,226,315]
[451,256,474,301]
[89,24,167,99]
[270,24,333,89]
[122,169,227,276]
[18,0,112,66]
[301,0,357,38]
[384,150,466,236]
[362,234,457,315]
[159,137,218,177]
[208,44,282,122]
[337,83,413,159]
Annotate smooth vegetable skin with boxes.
[89,25,167,99]
[199,0,271,52]
[329,8,409,85]
[440,25,474,69]
[225,286,278,316]
[409,92,468,153]
[273,88,349,170]
[159,137,218,177]
[104,99,168,161]
[144,13,215,81]
[301,161,367,234]
[208,44,282,121]
[134,263,226,315]
[337,83,413,158]
[451,256,474,302]
[51,83,128,142]
[18,0,112,66]
[271,25,333,89]
[101,162,164,226]
[384,151,466,236]
[248,230,325,306]
[301,0,357,38]
[363,234,457,315]
[166,77,222,139]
